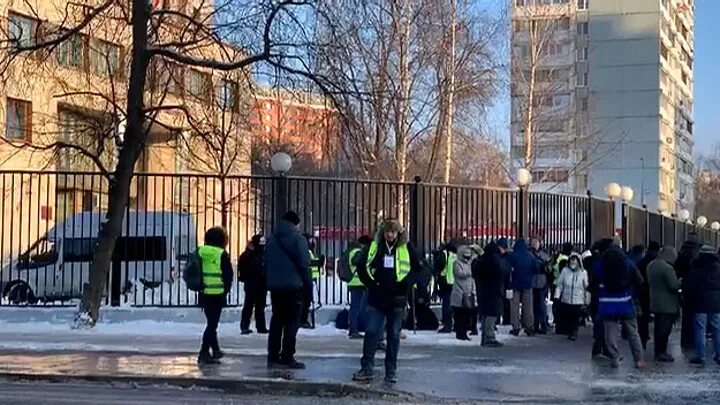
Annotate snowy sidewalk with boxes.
[2,318,720,402]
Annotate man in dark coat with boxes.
[636,241,661,349]
[238,234,268,335]
[677,234,703,348]
[685,246,720,366]
[473,242,511,347]
[508,239,539,336]
[587,238,614,359]
[530,238,552,334]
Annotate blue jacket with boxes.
[594,245,642,320]
[265,220,312,291]
[509,239,540,290]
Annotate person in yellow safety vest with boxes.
[197,226,234,366]
[352,218,422,384]
[434,242,458,333]
[301,235,324,328]
[551,242,574,331]
[347,235,373,339]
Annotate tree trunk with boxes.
[74,0,151,328]
[395,0,412,222]
[440,0,456,242]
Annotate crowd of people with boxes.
[188,213,720,384]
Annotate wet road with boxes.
[0,324,719,403]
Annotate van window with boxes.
[114,236,167,261]
[63,238,97,262]
[17,238,58,269]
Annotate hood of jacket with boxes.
[694,250,720,268]
[567,253,584,271]
[275,220,299,242]
[373,219,408,246]
[456,245,475,264]
[513,238,529,253]
[658,247,678,264]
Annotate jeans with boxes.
[348,287,367,335]
[241,286,267,332]
[604,318,644,363]
[482,316,498,343]
[532,287,549,332]
[200,294,225,355]
[440,290,453,329]
[511,289,534,332]
[268,289,304,361]
[694,313,720,360]
[653,313,677,356]
[360,305,406,376]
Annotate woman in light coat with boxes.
[451,245,478,341]
[554,254,589,341]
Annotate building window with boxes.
[5,98,32,141]
[152,61,183,95]
[185,69,211,101]
[8,13,38,49]
[578,46,588,61]
[577,0,588,10]
[215,79,237,110]
[577,72,588,87]
[559,17,570,30]
[577,22,589,35]
[579,97,588,111]
[89,39,121,76]
[57,33,86,69]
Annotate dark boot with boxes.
[198,352,220,365]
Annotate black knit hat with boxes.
[282,211,300,226]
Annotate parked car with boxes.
[0,211,197,304]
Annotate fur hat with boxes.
[379,218,404,233]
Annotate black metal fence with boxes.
[0,170,633,307]
[623,204,720,250]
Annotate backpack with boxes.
[337,244,360,283]
[183,249,203,292]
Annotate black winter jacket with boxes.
[684,253,720,314]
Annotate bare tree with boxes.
[695,144,720,220]
[0,0,329,326]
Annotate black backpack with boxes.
[183,249,203,292]
[337,243,361,282]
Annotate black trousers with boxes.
[559,303,583,338]
[200,294,225,355]
[654,313,677,355]
[241,286,267,332]
[268,289,304,361]
[453,307,474,339]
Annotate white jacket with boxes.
[554,267,589,305]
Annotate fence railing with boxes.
[0,170,634,307]
[622,203,720,250]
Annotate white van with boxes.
[0,211,197,304]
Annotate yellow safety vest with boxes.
[348,248,365,287]
[366,241,411,282]
[198,245,225,295]
[309,250,322,279]
[440,251,456,285]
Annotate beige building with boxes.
[511,0,695,214]
[0,0,256,258]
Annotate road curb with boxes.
[0,371,410,400]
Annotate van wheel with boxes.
[5,281,37,305]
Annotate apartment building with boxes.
[251,87,339,170]
[511,0,695,214]
[0,0,253,256]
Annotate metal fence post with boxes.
[585,190,593,249]
[643,205,649,247]
[274,174,289,228]
[621,202,630,249]
[410,176,422,248]
[518,186,528,241]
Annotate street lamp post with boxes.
[606,182,622,239]
[677,209,690,242]
[620,186,634,249]
[271,152,293,227]
[516,168,532,240]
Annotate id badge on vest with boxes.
[384,255,394,269]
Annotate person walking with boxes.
[451,245,478,341]
[637,242,661,350]
[348,235,373,339]
[197,227,234,365]
[434,242,457,334]
[552,242,574,329]
[685,245,720,366]
[647,246,679,362]
[265,211,312,369]
[498,238,512,325]
[587,239,613,358]
[530,238,551,334]
[508,239,538,336]
[238,234,268,335]
[677,234,702,349]
[595,242,646,369]
[352,219,422,384]
[554,254,589,341]
[473,241,510,347]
